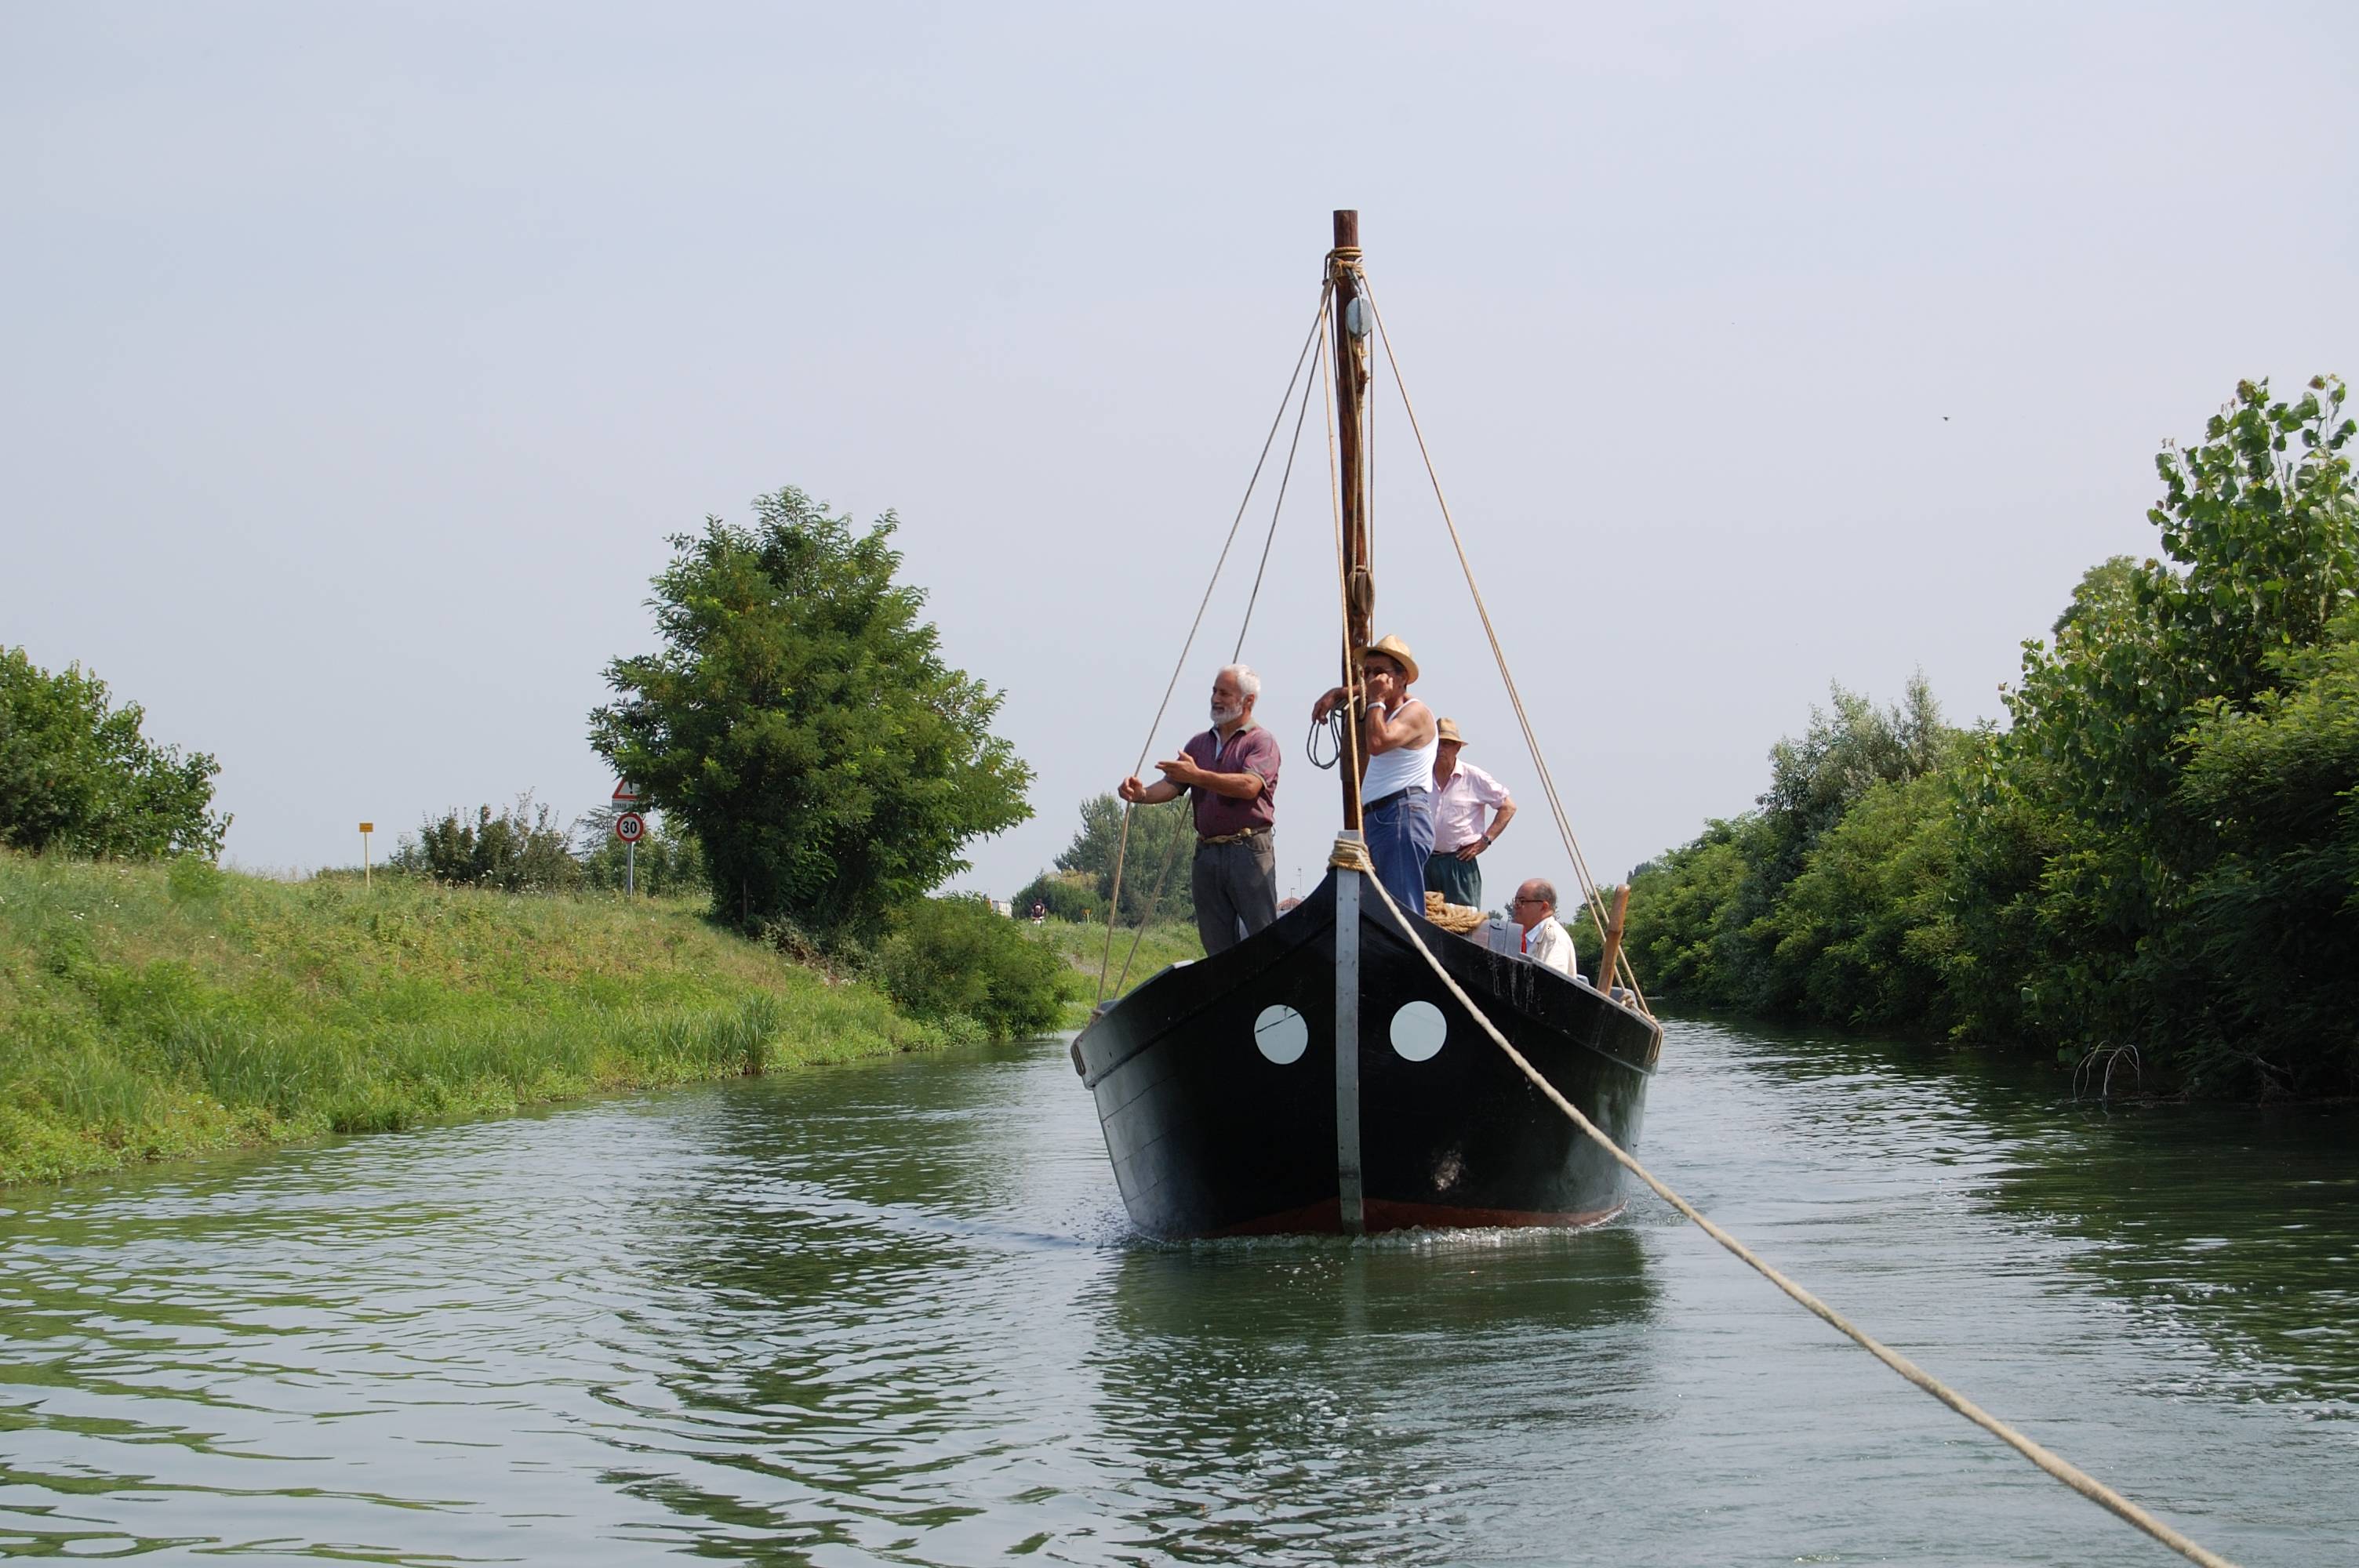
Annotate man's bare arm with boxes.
[1154,756,1265,800]
[1119,775,1184,805]
[1365,700,1436,756]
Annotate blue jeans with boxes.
[1363,789,1434,922]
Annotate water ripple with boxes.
[0,1032,2351,1563]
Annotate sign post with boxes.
[358,822,374,890]
[611,780,647,899]
[613,811,645,895]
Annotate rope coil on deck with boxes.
[1341,851,2242,1568]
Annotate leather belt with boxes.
[1197,825,1267,846]
[1363,786,1430,815]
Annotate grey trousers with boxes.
[1190,833,1278,956]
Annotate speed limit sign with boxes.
[613,811,646,844]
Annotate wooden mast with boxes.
[1329,209,1370,1237]
[1330,209,1373,829]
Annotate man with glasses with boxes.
[1488,877,1576,978]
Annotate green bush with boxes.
[874,895,1077,1039]
[389,793,580,893]
[0,647,227,860]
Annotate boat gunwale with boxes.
[1078,882,1662,1089]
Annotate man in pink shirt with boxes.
[1424,717,1516,910]
[1119,664,1281,956]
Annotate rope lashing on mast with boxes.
[1092,283,1333,1004]
[1329,840,2244,1568]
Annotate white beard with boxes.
[1210,702,1244,727]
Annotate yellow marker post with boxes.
[358,823,374,889]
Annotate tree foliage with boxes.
[0,648,227,860]
[1009,868,1098,923]
[589,488,1032,940]
[1050,793,1197,926]
[1616,376,2359,1098]
[2172,614,2359,1091]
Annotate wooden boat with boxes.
[1074,212,1663,1239]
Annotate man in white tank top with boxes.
[1310,634,1438,920]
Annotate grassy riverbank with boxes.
[1039,917,1205,1012]
[0,852,950,1185]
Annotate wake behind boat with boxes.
[1074,212,1663,1239]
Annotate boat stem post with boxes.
[1333,833,1366,1236]
[1594,882,1632,1000]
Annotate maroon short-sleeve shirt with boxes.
[1181,724,1280,837]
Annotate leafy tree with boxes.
[1999,378,2354,851]
[1009,868,1098,922]
[2172,612,2359,1094]
[1973,376,2358,1072]
[1755,768,1965,1031]
[0,648,227,860]
[590,488,1031,940]
[390,793,580,891]
[1607,376,2359,1097]
[1588,820,1749,999]
[1720,674,1957,1009]
[1052,793,1197,925]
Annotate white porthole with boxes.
[1253,1004,1308,1065]
[1390,1000,1447,1062]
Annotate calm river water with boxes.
[1,1019,2352,1565]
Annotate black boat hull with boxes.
[1074,869,1661,1238]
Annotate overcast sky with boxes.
[6,3,2355,906]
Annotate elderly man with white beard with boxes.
[1118,664,1282,956]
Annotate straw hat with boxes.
[1435,717,1467,746]
[1361,634,1420,684]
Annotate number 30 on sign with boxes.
[613,812,646,844]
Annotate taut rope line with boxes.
[1095,285,1332,1004]
[1329,837,2241,1568]
[1358,280,1648,1010]
[1105,305,1331,997]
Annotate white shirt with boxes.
[1485,914,1577,978]
[1359,703,1438,804]
[1430,759,1511,853]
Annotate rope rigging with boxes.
[1356,277,1648,1009]
[1085,241,2242,1568]
[1092,283,1333,1004]
[1333,837,2243,1568]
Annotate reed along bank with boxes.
[0,851,959,1185]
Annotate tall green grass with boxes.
[0,853,947,1185]
[1036,916,1205,1018]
